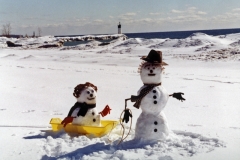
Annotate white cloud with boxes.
[94,19,104,23]
[149,12,162,15]
[171,9,184,13]
[119,17,133,21]
[210,9,240,23]
[188,7,197,10]
[136,18,154,23]
[122,12,136,16]
[74,18,88,23]
[197,11,207,15]
[118,12,137,22]
[171,7,201,14]
[232,8,240,12]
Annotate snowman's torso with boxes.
[134,85,169,141]
[139,85,169,115]
[71,107,101,126]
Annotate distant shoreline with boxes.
[125,28,240,39]
[6,28,240,40]
[55,28,240,39]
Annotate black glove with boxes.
[122,108,132,123]
[172,92,185,102]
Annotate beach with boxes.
[0,33,240,160]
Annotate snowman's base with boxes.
[134,112,169,141]
[49,118,119,137]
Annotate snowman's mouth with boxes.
[148,74,155,76]
[87,97,96,100]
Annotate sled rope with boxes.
[105,122,116,143]
[118,108,133,145]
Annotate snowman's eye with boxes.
[148,68,150,70]
[87,91,90,94]
[91,90,94,93]
[153,67,155,69]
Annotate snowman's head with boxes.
[139,62,164,84]
[73,82,97,104]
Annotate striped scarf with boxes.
[130,83,161,109]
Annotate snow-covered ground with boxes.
[0,33,240,160]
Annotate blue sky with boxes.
[1,0,240,35]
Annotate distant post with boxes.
[38,27,42,37]
[118,22,121,34]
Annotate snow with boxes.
[0,33,240,160]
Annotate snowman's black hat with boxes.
[141,50,168,65]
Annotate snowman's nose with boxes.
[150,70,153,73]
[90,94,93,97]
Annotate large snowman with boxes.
[123,50,185,143]
[61,82,111,127]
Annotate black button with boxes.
[154,121,158,125]
[93,119,96,122]
[154,129,157,132]
[153,90,156,93]
[153,95,157,99]
[92,112,95,116]
[154,101,157,104]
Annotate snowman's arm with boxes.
[99,105,111,117]
[61,105,78,127]
[169,92,185,102]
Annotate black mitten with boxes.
[172,92,186,102]
[122,108,132,123]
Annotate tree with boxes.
[32,31,35,38]
[37,27,42,37]
[1,23,11,37]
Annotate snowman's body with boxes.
[68,86,101,127]
[70,107,101,126]
[134,85,169,141]
[134,62,169,142]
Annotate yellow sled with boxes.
[50,118,119,137]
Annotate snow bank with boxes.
[0,32,240,160]
[39,129,225,159]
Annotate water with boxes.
[57,28,240,40]
[125,28,240,39]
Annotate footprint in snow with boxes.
[17,66,24,68]
[22,110,35,113]
[21,55,35,59]
[53,113,63,115]
[183,78,194,80]
[188,124,202,127]
[229,127,240,130]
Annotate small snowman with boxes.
[61,82,111,127]
[123,50,185,143]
